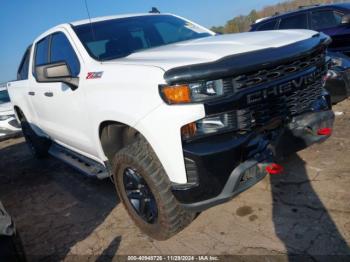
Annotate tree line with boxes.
[211,0,349,33]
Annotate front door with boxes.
[30,30,95,156]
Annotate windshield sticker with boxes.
[184,22,207,34]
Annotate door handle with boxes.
[28,91,35,96]
[44,92,54,97]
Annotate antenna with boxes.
[149,7,160,14]
[84,0,97,46]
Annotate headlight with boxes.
[160,79,230,104]
[181,110,253,140]
[0,115,12,121]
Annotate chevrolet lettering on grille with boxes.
[246,68,324,105]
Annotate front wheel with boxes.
[112,137,195,240]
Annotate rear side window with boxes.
[17,47,31,80]
[255,20,277,31]
[279,13,308,29]
[50,32,80,77]
[311,10,344,30]
[35,37,49,66]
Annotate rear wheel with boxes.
[112,137,195,240]
[20,119,51,158]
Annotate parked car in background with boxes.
[325,51,350,104]
[250,3,350,103]
[250,3,350,55]
[0,86,21,139]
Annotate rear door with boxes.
[30,30,94,156]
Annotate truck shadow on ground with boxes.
[0,140,121,261]
[270,153,350,261]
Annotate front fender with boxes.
[134,103,205,184]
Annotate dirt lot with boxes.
[1,100,350,261]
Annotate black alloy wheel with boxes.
[123,167,158,224]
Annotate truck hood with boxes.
[109,30,319,71]
[0,102,13,114]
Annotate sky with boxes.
[0,0,282,83]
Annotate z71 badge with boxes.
[86,72,104,79]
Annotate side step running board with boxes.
[49,143,111,179]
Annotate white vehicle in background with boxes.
[0,86,21,139]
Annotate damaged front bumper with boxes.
[173,109,334,212]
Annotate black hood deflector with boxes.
[164,33,331,85]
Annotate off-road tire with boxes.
[112,137,195,240]
[20,119,51,158]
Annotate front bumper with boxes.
[173,110,334,212]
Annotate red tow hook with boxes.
[266,163,284,175]
[317,127,332,136]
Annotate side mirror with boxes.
[341,14,350,25]
[35,61,79,90]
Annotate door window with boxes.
[50,32,80,77]
[279,13,308,29]
[311,10,344,30]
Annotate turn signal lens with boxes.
[181,123,197,139]
[266,163,284,175]
[161,85,191,104]
[317,127,332,136]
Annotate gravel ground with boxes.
[0,100,350,261]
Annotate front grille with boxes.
[223,48,327,129]
[227,50,326,92]
[248,80,324,127]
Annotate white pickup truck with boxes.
[8,12,334,240]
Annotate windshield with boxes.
[0,89,10,104]
[73,15,212,61]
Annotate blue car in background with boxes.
[250,3,350,103]
[250,3,350,55]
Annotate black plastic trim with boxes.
[180,160,266,212]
